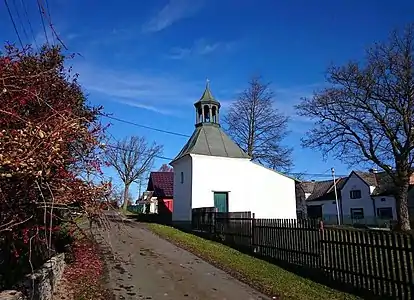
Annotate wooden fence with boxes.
[191,208,414,299]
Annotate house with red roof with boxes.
[146,171,174,216]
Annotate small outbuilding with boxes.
[146,171,174,216]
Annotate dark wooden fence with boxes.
[192,208,414,299]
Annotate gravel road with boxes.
[95,216,270,300]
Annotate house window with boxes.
[377,207,393,219]
[350,190,362,199]
[180,172,184,184]
[350,208,364,219]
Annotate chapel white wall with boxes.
[171,155,193,222]
[190,154,297,219]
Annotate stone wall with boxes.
[0,291,25,300]
[0,253,65,300]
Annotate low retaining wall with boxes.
[0,253,65,300]
[0,291,25,300]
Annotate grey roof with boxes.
[302,170,404,199]
[354,171,378,186]
[353,171,394,196]
[171,123,250,163]
[194,81,220,107]
[299,178,346,201]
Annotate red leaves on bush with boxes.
[64,237,107,299]
[0,45,111,286]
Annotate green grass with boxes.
[148,223,360,300]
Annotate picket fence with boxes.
[192,207,414,299]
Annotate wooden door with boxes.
[307,205,322,219]
[214,192,228,213]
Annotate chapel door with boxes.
[214,192,229,213]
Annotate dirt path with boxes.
[95,216,270,300]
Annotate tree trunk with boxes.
[394,179,411,232]
[122,183,130,211]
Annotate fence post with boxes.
[251,213,255,253]
[212,207,218,235]
[409,234,414,298]
[318,219,324,270]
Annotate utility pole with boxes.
[331,167,341,225]
[138,177,143,201]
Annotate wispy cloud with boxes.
[142,0,204,33]
[167,39,236,59]
[74,63,206,115]
[117,100,177,115]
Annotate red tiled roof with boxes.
[147,172,174,198]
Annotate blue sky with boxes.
[1,0,414,196]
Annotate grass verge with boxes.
[148,223,360,300]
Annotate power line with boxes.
[36,0,49,45]
[103,144,348,177]
[4,0,24,49]
[20,0,38,49]
[287,172,348,178]
[44,0,52,23]
[101,115,349,177]
[11,0,29,44]
[37,0,67,49]
[100,114,191,138]
[43,0,55,44]
[104,143,174,161]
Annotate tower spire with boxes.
[194,79,221,127]
[199,78,215,101]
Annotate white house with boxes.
[170,82,297,227]
[340,171,397,224]
[298,170,414,226]
[296,178,345,223]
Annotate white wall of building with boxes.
[340,172,375,217]
[189,154,297,219]
[373,195,397,220]
[171,155,193,222]
[307,200,339,216]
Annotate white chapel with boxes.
[170,82,297,225]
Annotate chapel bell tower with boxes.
[194,79,221,127]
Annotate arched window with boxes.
[212,106,217,123]
[204,105,210,122]
[198,107,203,122]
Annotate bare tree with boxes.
[224,76,292,171]
[106,136,163,211]
[158,164,173,172]
[296,24,414,231]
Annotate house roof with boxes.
[352,171,395,196]
[354,171,378,186]
[301,169,414,200]
[299,178,345,201]
[146,172,174,198]
[171,123,250,163]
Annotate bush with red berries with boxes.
[0,44,110,289]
